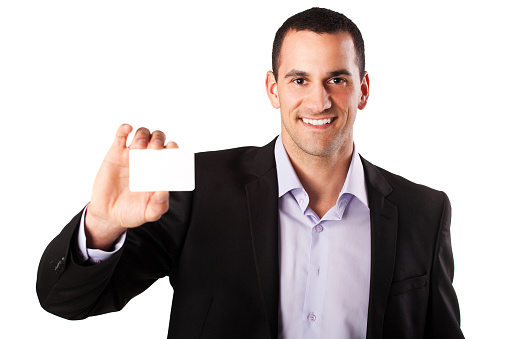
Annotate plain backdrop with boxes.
[1,0,507,338]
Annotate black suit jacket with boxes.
[37,138,464,338]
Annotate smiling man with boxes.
[267,29,369,219]
[37,7,464,339]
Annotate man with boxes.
[37,7,464,338]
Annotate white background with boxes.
[1,0,507,337]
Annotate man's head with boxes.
[265,8,369,160]
[272,8,365,82]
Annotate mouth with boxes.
[301,117,335,126]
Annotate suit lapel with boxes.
[361,156,399,339]
[245,139,279,338]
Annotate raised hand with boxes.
[84,124,178,250]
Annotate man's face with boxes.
[266,30,369,159]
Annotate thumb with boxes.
[145,191,170,222]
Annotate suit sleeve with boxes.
[426,192,464,338]
[36,191,193,320]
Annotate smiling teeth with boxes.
[302,118,333,126]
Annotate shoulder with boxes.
[196,145,260,169]
[361,156,449,212]
[194,138,277,186]
[195,145,261,178]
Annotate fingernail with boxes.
[156,193,168,203]
[136,138,148,146]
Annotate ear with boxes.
[265,71,280,109]
[357,71,370,110]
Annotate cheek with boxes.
[331,90,359,111]
[280,90,304,113]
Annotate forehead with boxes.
[279,30,358,74]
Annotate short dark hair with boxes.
[272,7,365,81]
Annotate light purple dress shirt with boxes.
[78,136,371,338]
[76,204,125,264]
[275,136,371,339]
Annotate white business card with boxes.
[129,148,195,192]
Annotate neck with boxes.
[282,136,353,218]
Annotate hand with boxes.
[85,124,178,250]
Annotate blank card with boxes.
[129,148,195,192]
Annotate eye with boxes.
[292,78,306,85]
[328,77,346,84]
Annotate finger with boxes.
[112,124,133,150]
[148,130,166,150]
[165,141,179,149]
[130,127,151,149]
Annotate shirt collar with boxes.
[275,136,302,198]
[274,136,369,209]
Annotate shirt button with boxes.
[315,225,323,233]
[298,198,304,205]
[308,313,317,322]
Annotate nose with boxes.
[305,84,331,113]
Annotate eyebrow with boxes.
[284,69,309,78]
[328,69,352,77]
[284,69,352,78]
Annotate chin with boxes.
[299,143,336,157]
[302,137,350,157]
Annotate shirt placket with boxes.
[300,214,329,339]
